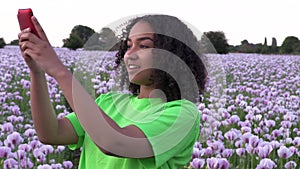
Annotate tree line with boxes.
[1,26,300,55]
[0,25,120,51]
[201,31,300,55]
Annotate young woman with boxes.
[18,14,207,168]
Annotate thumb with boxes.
[31,16,49,41]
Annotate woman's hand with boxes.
[18,26,43,74]
[18,16,66,77]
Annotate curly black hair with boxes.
[115,14,207,103]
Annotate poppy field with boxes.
[0,46,299,169]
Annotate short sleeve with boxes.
[135,100,200,168]
[65,112,85,150]
[64,92,113,150]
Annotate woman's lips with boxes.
[128,64,141,69]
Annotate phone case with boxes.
[17,8,39,37]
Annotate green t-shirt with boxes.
[66,91,200,169]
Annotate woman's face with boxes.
[124,21,155,86]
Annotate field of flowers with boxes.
[0,45,299,169]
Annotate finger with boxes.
[19,39,25,50]
[24,48,34,58]
[19,42,25,51]
[19,31,42,45]
[18,28,30,38]
[19,41,35,51]
[31,16,48,41]
[23,27,31,33]
[23,53,32,62]
[18,32,23,40]
[18,28,32,42]
[19,32,31,42]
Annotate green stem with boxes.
[234,153,237,168]
[246,154,250,169]
[17,152,21,169]
[251,155,254,169]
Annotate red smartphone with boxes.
[17,8,39,37]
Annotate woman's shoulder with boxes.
[165,99,198,109]
[164,99,200,118]
[95,91,134,104]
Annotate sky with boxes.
[1,0,299,47]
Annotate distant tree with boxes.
[84,27,119,51]
[71,25,95,43]
[271,37,277,47]
[261,37,270,54]
[228,45,238,53]
[201,31,229,54]
[199,35,217,53]
[263,37,267,46]
[63,34,84,50]
[0,38,6,48]
[293,42,300,54]
[255,43,263,53]
[241,39,249,45]
[233,39,262,53]
[63,25,95,50]
[237,43,262,53]
[9,39,19,46]
[98,27,118,50]
[280,36,299,54]
[84,32,100,50]
[270,37,278,53]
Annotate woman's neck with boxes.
[139,85,167,101]
[138,85,154,98]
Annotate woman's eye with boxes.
[140,45,150,49]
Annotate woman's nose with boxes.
[125,46,138,60]
[125,53,138,60]
[126,44,137,55]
